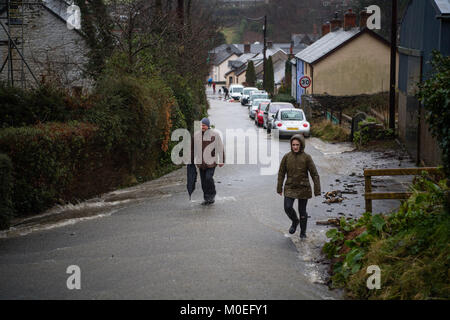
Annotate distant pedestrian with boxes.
[277,134,321,238]
[191,118,225,205]
[223,86,229,100]
[212,82,216,94]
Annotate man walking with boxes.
[222,86,229,100]
[277,134,320,238]
[192,118,225,205]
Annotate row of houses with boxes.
[291,0,449,168]
[207,34,316,88]
[209,9,394,98]
[210,0,449,168]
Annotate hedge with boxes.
[0,75,182,217]
[0,84,90,128]
[0,153,13,229]
[0,122,110,215]
[272,93,297,104]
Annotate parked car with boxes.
[271,108,310,138]
[248,90,269,107]
[229,84,244,101]
[263,102,294,133]
[241,87,258,106]
[255,102,270,127]
[249,98,271,119]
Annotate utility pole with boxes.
[389,0,398,131]
[263,15,267,89]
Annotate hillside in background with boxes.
[208,0,410,44]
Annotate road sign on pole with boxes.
[299,76,311,89]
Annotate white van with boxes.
[229,84,244,100]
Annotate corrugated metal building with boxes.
[398,0,450,166]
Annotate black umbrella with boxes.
[187,164,198,200]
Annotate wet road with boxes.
[0,89,414,299]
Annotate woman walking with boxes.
[277,134,321,238]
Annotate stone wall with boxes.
[0,2,91,88]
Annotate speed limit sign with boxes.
[299,76,311,89]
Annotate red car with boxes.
[255,102,270,127]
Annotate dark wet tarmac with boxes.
[0,88,415,299]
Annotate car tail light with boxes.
[277,123,282,127]
[303,123,309,128]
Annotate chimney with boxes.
[226,46,232,53]
[244,43,251,54]
[322,22,331,37]
[344,9,357,30]
[330,12,342,31]
[267,40,273,49]
[359,10,371,30]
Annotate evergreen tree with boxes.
[75,0,115,79]
[265,56,275,95]
[284,60,292,95]
[246,61,256,87]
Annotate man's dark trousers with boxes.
[200,168,216,201]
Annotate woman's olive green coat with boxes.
[277,134,321,199]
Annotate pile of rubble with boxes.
[324,190,344,204]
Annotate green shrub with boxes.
[417,51,450,177]
[0,122,101,215]
[91,74,177,172]
[272,93,296,104]
[0,153,13,229]
[324,173,450,299]
[164,75,207,132]
[353,119,394,148]
[0,84,88,128]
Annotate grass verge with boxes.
[311,120,350,143]
[323,173,450,299]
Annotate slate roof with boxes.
[295,27,361,64]
[43,0,73,24]
[233,43,264,54]
[210,44,242,66]
[291,33,320,46]
[251,47,286,63]
[225,52,258,76]
[433,0,450,15]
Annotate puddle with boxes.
[0,211,116,239]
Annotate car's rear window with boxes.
[252,94,268,100]
[244,89,256,95]
[253,100,269,106]
[269,104,293,113]
[281,110,303,121]
[232,87,243,93]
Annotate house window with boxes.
[229,76,233,84]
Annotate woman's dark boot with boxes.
[299,216,307,238]
[289,218,300,234]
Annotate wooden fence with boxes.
[364,167,441,213]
